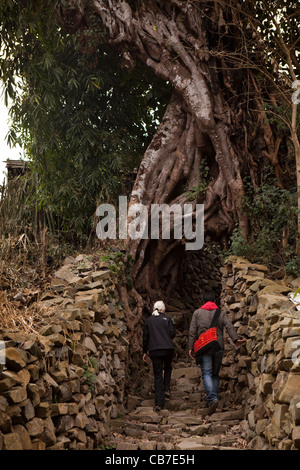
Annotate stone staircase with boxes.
[105,361,247,450]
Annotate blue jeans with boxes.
[199,350,223,405]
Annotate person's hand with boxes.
[143,353,148,363]
[189,349,194,360]
[236,338,247,348]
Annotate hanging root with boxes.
[116,281,145,358]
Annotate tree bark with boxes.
[54,0,298,362]
[55,0,263,307]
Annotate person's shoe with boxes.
[207,400,219,415]
[154,405,163,412]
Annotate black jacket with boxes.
[143,313,176,354]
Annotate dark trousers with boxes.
[150,350,174,407]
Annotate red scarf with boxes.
[200,301,219,310]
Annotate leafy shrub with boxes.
[227,176,300,276]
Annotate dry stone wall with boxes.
[180,250,222,310]
[1,252,300,451]
[0,254,128,450]
[221,256,300,450]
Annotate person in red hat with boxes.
[188,291,246,414]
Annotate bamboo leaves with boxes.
[0,1,170,243]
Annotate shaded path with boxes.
[105,361,247,450]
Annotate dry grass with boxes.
[0,291,40,334]
[0,175,76,335]
[0,238,52,336]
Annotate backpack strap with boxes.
[209,308,221,328]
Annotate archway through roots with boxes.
[140,245,223,358]
[124,246,250,418]
[123,244,224,392]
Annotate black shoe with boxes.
[207,400,219,415]
[154,405,163,412]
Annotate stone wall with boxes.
[1,252,300,451]
[221,256,300,450]
[0,254,128,450]
[180,249,223,310]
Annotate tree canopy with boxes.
[1,0,299,355]
[0,0,171,241]
[0,0,299,276]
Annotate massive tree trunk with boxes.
[127,90,245,299]
[56,0,249,279]
[55,1,277,352]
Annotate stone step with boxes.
[140,398,201,411]
[107,405,246,448]
[208,409,245,421]
[172,366,201,379]
[118,406,245,426]
[105,359,247,451]
[109,438,176,450]
[108,431,245,451]
[175,440,243,451]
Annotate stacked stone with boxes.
[107,364,247,451]
[0,254,128,450]
[179,250,222,311]
[221,255,300,450]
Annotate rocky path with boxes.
[105,361,247,451]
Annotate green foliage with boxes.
[88,355,99,370]
[0,0,171,244]
[101,250,133,288]
[83,356,99,394]
[263,102,294,132]
[283,255,300,278]
[293,287,300,298]
[83,366,97,393]
[184,159,212,201]
[0,168,80,268]
[0,171,36,238]
[227,175,300,275]
[98,442,116,450]
[1,0,298,262]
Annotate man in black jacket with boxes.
[143,300,176,411]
